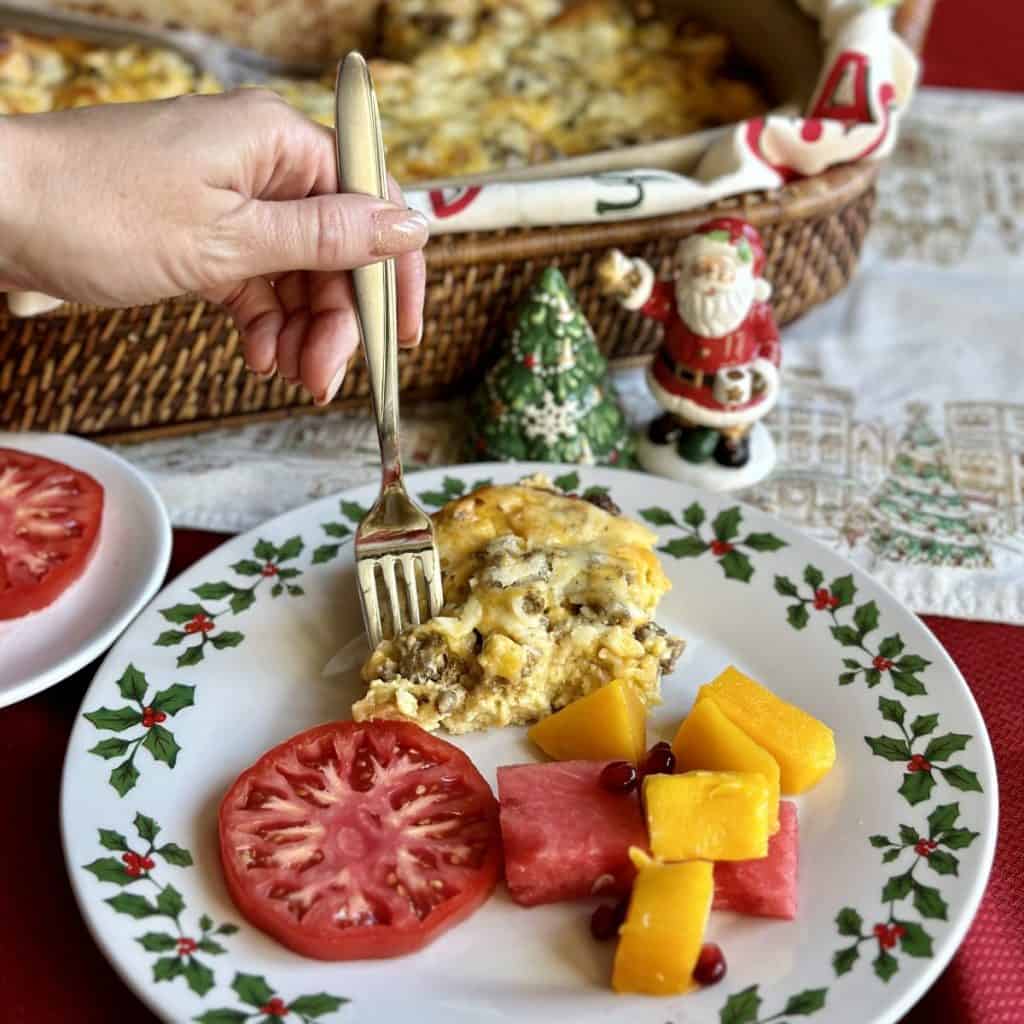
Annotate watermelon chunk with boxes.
[713,800,799,919]
[497,761,648,907]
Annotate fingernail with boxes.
[316,364,346,407]
[254,361,276,380]
[372,208,429,257]
[399,321,423,348]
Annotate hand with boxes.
[0,90,429,404]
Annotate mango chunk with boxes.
[644,770,774,861]
[612,850,713,995]
[528,679,647,764]
[699,665,836,794]
[672,697,781,831]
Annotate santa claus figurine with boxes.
[597,217,781,489]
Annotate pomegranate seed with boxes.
[599,761,638,794]
[641,741,676,778]
[693,942,727,986]
[590,902,624,941]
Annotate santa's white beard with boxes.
[677,272,755,337]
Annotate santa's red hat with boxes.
[690,217,766,278]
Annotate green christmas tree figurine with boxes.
[869,405,991,568]
[466,268,634,466]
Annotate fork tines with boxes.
[356,530,443,648]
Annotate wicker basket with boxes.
[0,2,933,442]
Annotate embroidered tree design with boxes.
[869,406,990,568]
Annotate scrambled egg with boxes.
[354,477,684,734]
[0,0,767,183]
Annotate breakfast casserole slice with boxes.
[354,478,684,734]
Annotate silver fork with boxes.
[335,52,444,649]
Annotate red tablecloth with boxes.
[2,529,1022,1024]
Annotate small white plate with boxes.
[61,465,997,1024]
[0,433,171,708]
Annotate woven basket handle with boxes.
[893,0,935,55]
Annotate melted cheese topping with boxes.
[354,478,684,735]
[1,0,767,183]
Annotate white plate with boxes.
[0,433,171,707]
[60,465,997,1024]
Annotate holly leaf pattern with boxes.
[719,985,761,1024]
[211,632,244,650]
[878,697,906,725]
[161,603,209,625]
[853,601,880,635]
[110,760,141,797]
[83,857,136,886]
[150,684,195,716]
[939,765,983,792]
[683,502,704,528]
[233,973,276,1007]
[106,892,157,918]
[183,958,216,996]
[84,707,142,732]
[712,506,742,542]
[288,994,349,1016]
[661,536,708,558]
[89,737,131,759]
[157,842,194,867]
[143,725,181,767]
[719,550,754,582]
[898,920,934,957]
[829,574,856,607]
[639,506,676,527]
[783,989,827,1015]
[742,532,787,552]
[788,604,810,630]
[155,883,185,918]
[98,828,129,851]
[833,945,860,975]
[194,1012,248,1024]
[153,956,184,983]
[873,949,899,982]
[835,907,863,936]
[923,734,971,762]
[865,736,912,761]
[911,714,940,738]
[116,664,148,702]
[177,646,205,668]
[913,881,949,920]
[137,932,177,952]
[899,771,935,805]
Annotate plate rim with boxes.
[59,462,999,1024]
[0,433,173,708]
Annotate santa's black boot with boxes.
[713,433,751,468]
[647,413,681,446]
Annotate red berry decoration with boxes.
[523,353,537,369]
[184,613,215,635]
[599,761,638,794]
[907,754,932,773]
[915,839,938,857]
[873,655,894,672]
[710,540,734,557]
[693,943,727,986]
[873,923,906,949]
[140,855,155,870]
[261,564,278,577]
[640,741,676,778]
[260,997,289,1017]
[177,937,198,956]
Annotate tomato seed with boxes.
[599,761,638,794]
[693,943,727,986]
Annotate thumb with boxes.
[228,193,429,278]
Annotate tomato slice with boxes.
[218,720,502,960]
[0,447,104,621]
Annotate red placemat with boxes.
[0,529,1020,1024]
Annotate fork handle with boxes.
[335,53,402,487]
